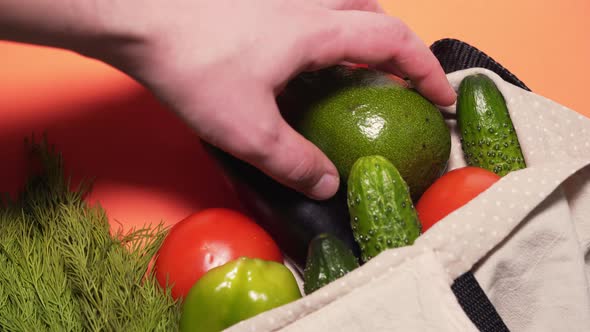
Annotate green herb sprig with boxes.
[0,138,180,331]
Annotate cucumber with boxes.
[347,155,421,262]
[457,74,526,176]
[303,233,359,295]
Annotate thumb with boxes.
[210,92,340,200]
[262,120,340,200]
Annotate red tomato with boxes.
[416,167,501,232]
[154,208,283,299]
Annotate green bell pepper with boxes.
[179,257,302,332]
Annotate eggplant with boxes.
[205,144,359,272]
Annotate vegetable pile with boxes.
[297,72,525,297]
[153,209,301,332]
[156,71,529,331]
[0,71,528,332]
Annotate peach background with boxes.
[0,0,588,230]
[384,0,590,115]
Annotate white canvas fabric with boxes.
[226,68,590,332]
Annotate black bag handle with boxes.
[431,38,530,92]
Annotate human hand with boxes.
[89,0,456,200]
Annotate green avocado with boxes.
[279,65,451,200]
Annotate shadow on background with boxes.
[0,84,242,229]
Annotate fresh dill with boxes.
[0,138,181,331]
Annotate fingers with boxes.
[209,91,340,200]
[371,62,406,79]
[311,0,384,12]
[306,11,456,106]
[262,120,340,199]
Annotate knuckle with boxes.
[238,123,281,163]
[348,0,377,10]
[385,17,411,47]
[414,56,437,80]
[295,11,345,63]
[314,0,380,11]
[307,27,340,52]
[285,154,320,188]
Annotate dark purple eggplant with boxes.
[205,144,359,272]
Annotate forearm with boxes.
[0,0,137,60]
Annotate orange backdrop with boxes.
[1,0,588,230]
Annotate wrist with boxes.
[0,0,147,68]
[70,0,148,68]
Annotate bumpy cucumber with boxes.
[303,233,359,295]
[347,155,421,262]
[457,74,526,176]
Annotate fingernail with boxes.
[449,86,458,101]
[309,173,340,200]
[441,86,457,106]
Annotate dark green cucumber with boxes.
[347,155,421,262]
[457,74,526,176]
[303,233,360,294]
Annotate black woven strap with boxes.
[431,38,530,91]
[451,272,510,332]
[430,38,515,332]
